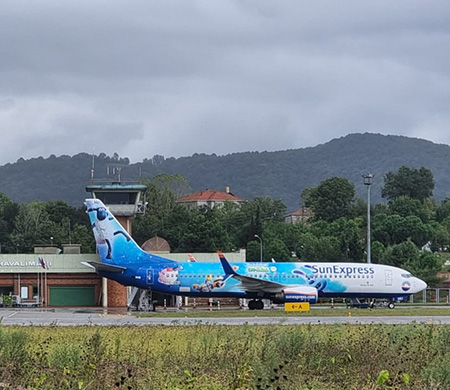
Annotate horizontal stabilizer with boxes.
[81,261,127,273]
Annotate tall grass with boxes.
[0,324,449,389]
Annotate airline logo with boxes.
[248,267,269,273]
[402,281,411,292]
[307,265,375,276]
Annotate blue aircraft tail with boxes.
[85,198,175,267]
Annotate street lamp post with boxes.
[254,234,263,262]
[362,173,373,264]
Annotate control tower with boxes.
[86,183,147,308]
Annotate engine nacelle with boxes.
[274,286,318,303]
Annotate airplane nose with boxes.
[416,278,427,292]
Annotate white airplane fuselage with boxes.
[99,260,426,301]
[85,198,427,306]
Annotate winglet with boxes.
[188,254,197,262]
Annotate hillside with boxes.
[1,133,450,211]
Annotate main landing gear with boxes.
[248,300,264,310]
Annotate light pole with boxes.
[362,172,373,264]
[254,234,263,262]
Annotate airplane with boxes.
[84,198,427,310]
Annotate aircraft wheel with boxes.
[388,302,395,309]
[248,300,264,310]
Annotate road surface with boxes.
[0,308,448,326]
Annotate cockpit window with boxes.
[401,273,412,278]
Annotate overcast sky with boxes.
[0,1,449,165]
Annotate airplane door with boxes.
[385,270,392,286]
[146,269,154,285]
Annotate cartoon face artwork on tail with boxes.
[86,199,134,264]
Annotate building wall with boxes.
[0,273,102,306]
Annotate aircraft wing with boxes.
[81,261,127,273]
[219,253,285,293]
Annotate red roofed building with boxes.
[177,187,244,210]
[285,207,314,224]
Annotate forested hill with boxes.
[2,133,450,210]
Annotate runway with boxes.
[0,308,449,326]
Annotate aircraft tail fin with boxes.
[85,198,175,266]
[217,251,235,282]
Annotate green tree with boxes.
[307,177,355,222]
[10,201,53,252]
[246,240,260,262]
[263,238,290,262]
[324,218,365,261]
[382,166,434,202]
[382,240,419,268]
[216,201,247,249]
[373,214,432,247]
[177,207,234,252]
[295,232,343,262]
[301,187,317,208]
[259,221,294,262]
[404,252,443,287]
[427,222,450,252]
[435,198,450,222]
[388,196,422,218]
[133,174,191,244]
[152,173,191,199]
[371,241,386,264]
[0,193,19,253]
[70,224,96,253]
[240,197,286,241]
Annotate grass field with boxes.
[1,323,450,389]
[138,306,450,318]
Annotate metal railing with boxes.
[410,288,450,304]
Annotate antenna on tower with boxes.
[91,149,95,184]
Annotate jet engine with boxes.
[274,286,318,303]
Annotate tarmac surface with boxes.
[0,307,449,326]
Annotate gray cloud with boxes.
[0,0,449,164]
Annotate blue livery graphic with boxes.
[85,199,427,310]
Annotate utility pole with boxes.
[254,234,263,262]
[363,173,373,264]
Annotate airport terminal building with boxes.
[0,247,101,307]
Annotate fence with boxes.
[411,288,450,304]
